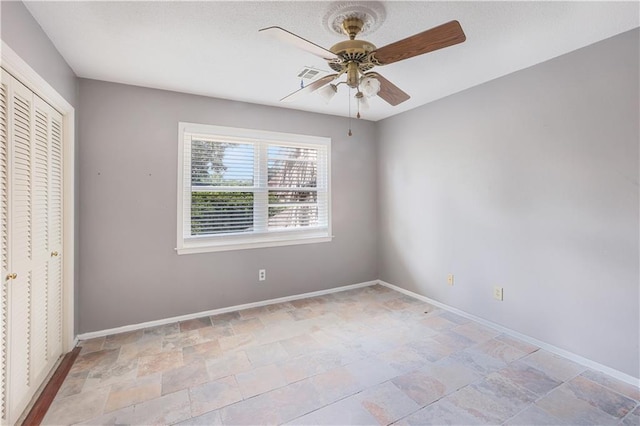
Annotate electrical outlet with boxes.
[447,274,454,286]
[494,286,504,301]
[259,269,266,281]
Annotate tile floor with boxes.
[42,285,639,425]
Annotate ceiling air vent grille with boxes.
[297,67,325,80]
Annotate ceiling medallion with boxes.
[322,1,386,38]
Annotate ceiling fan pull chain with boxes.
[348,87,353,136]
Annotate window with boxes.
[177,123,331,254]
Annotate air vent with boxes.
[297,67,327,80]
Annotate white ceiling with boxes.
[24,1,639,121]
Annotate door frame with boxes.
[1,40,76,352]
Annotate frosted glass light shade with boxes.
[317,83,338,103]
[361,76,381,98]
[357,93,369,111]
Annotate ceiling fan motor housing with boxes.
[328,38,377,76]
[328,19,377,81]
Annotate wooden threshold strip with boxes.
[21,347,82,426]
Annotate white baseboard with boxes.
[76,280,378,341]
[378,280,640,387]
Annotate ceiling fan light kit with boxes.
[259,1,466,134]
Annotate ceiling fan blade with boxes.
[365,72,410,106]
[371,20,466,65]
[280,74,338,102]
[259,26,339,60]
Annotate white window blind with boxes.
[177,123,331,254]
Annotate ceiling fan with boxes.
[259,15,466,109]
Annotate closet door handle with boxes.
[51,251,59,257]
[6,273,17,280]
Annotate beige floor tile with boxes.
[310,366,362,404]
[245,341,289,367]
[432,330,477,352]
[43,386,110,425]
[206,350,253,380]
[189,375,243,417]
[259,309,296,325]
[379,345,431,374]
[117,336,163,362]
[210,310,242,324]
[285,393,379,425]
[70,348,120,374]
[103,330,144,349]
[418,314,458,331]
[580,369,640,401]
[398,398,483,425]
[278,334,322,357]
[132,389,192,424]
[279,350,344,383]
[469,338,530,364]
[495,334,539,354]
[183,339,223,363]
[491,361,562,396]
[445,385,521,424]
[235,363,287,398]
[265,379,326,423]
[180,316,212,332]
[504,405,568,425]
[104,372,162,412]
[536,384,620,425]
[138,349,183,377]
[78,336,106,354]
[452,322,500,344]
[143,322,181,339]
[356,381,421,424]
[198,324,233,341]
[231,317,265,334]
[407,338,454,362]
[163,329,208,351]
[77,404,135,425]
[520,350,584,382]
[621,405,640,426]
[565,375,637,418]
[218,332,255,351]
[48,286,636,426]
[161,359,210,395]
[83,358,139,391]
[175,409,223,425]
[57,370,89,398]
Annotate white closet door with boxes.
[47,105,63,361]
[0,68,65,425]
[7,72,34,422]
[31,96,53,386]
[0,69,9,425]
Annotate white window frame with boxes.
[177,122,332,254]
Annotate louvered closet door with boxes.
[6,72,34,423]
[32,96,63,389]
[0,69,9,425]
[1,68,65,425]
[47,105,63,362]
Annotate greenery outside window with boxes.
[177,123,331,254]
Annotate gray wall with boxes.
[77,79,378,333]
[1,0,77,107]
[377,29,639,378]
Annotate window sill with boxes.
[176,234,333,254]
